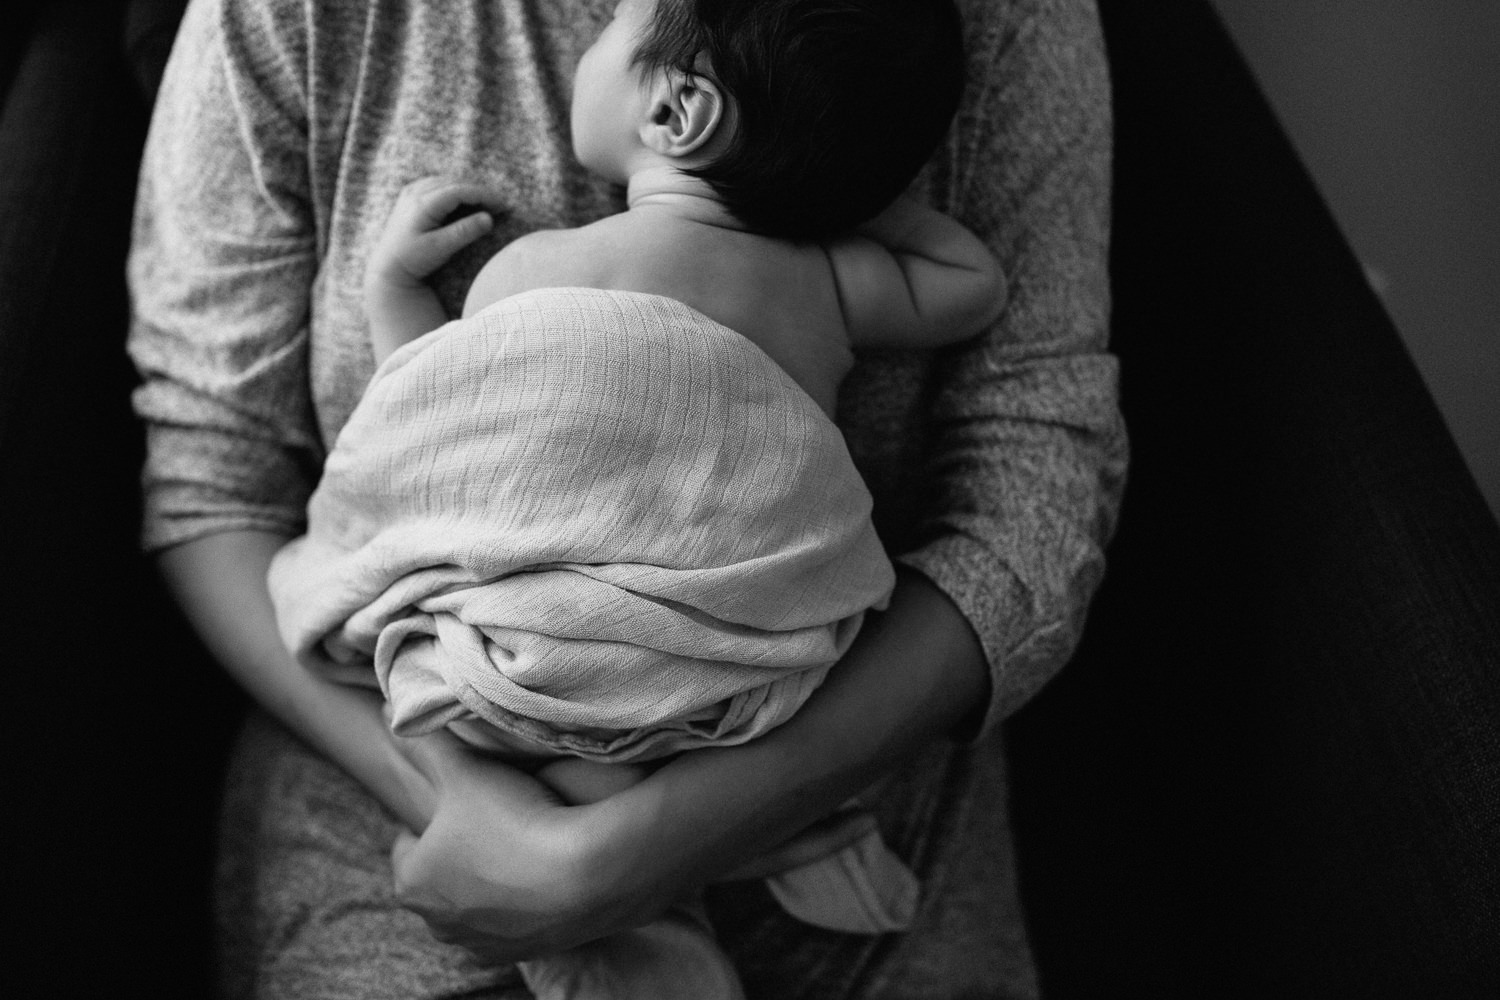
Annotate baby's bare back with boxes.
[463,211,854,414]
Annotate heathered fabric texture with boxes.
[127,0,1125,995]
[268,287,895,760]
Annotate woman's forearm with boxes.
[589,568,989,887]
[363,565,991,962]
[157,530,431,829]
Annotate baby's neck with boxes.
[624,166,747,232]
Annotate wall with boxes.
[1208,0,1500,521]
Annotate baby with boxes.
[271,0,1002,996]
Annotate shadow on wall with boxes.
[1208,0,1500,523]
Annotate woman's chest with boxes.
[304,0,620,445]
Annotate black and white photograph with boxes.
[2,0,1496,996]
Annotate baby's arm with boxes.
[364,177,500,364]
[825,196,1007,349]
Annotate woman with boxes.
[127,0,1125,995]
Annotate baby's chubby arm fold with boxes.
[365,177,505,363]
[826,195,1007,349]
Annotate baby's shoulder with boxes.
[462,227,611,318]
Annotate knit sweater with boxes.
[128,1,1124,992]
[128,0,1125,736]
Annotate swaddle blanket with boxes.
[269,287,896,763]
[269,287,915,932]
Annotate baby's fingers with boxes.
[371,178,504,283]
[413,209,495,263]
[397,177,507,229]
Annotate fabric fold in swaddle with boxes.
[269,287,896,762]
[269,287,914,933]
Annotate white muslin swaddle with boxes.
[269,286,916,930]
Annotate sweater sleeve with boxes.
[895,0,1128,733]
[127,0,321,552]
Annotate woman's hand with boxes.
[388,730,891,963]
[387,732,886,962]
[159,531,932,966]
[165,531,985,966]
[387,729,681,964]
[384,569,988,964]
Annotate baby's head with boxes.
[572,0,965,241]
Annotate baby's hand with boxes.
[365,177,504,292]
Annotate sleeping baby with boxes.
[268,0,1004,997]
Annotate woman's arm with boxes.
[897,0,1125,727]
[387,568,987,961]
[157,527,928,962]
[158,531,436,829]
[129,0,440,830]
[128,0,319,552]
[600,569,990,875]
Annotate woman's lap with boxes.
[214,711,1038,999]
[215,711,526,999]
[710,729,1041,999]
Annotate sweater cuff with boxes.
[896,532,1095,743]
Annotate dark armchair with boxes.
[3,1,1496,996]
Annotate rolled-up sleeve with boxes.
[127,0,320,552]
[896,0,1128,732]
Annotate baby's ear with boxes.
[640,69,726,160]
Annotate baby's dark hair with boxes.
[631,0,965,241]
